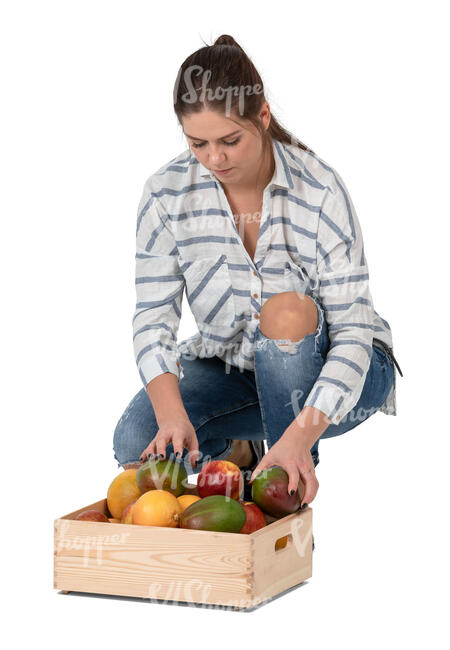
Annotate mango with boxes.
[180,494,246,532]
[136,458,187,497]
[251,466,300,517]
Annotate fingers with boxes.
[287,466,301,497]
[172,437,185,460]
[186,435,200,470]
[139,436,167,462]
[140,441,154,462]
[282,458,319,506]
[249,458,270,483]
[154,436,168,459]
[297,474,306,503]
[139,432,200,470]
[299,467,319,507]
[249,458,319,508]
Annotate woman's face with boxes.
[182,106,271,188]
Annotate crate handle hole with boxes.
[274,533,292,552]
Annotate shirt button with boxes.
[336,415,340,421]
[253,271,257,277]
[254,313,260,319]
[253,293,258,298]
[176,361,181,367]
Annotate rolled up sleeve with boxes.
[303,172,375,425]
[132,182,185,389]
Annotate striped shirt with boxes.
[133,138,398,425]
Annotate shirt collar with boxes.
[196,138,294,190]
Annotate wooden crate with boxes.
[54,483,313,610]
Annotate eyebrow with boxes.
[184,129,242,142]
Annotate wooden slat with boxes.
[54,516,253,608]
[54,490,313,609]
[251,508,313,604]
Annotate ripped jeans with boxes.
[113,294,394,474]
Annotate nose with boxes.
[209,145,227,165]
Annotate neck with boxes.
[226,142,275,195]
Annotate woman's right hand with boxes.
[139,416,200,470]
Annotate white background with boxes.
[2,0,449,647]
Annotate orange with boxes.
[108,518,121,523]
[177,494,201,512]
[132,489,182,527]
[107,469,142,519]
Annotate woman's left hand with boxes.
[248,428,319,507]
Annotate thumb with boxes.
[249,458,270,484]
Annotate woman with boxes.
[113,34,402,507]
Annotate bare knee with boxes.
[259,291,318,340]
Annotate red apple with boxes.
[75,509,109,522]
[239,501,266,533]
[197,460,243,500]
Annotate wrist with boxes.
[287,406,331,448]
[145,373,188,426]
[155,409,189,427]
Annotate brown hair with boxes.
[173,34,314,156]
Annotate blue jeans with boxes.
[113,295,394,475]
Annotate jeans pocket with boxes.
[373,343,389,371]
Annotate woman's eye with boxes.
[191,138,240,149]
